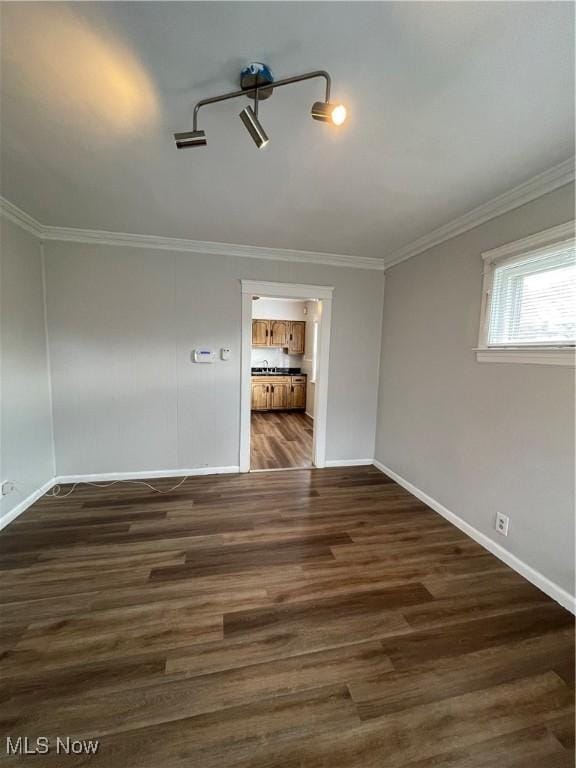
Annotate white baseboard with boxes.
[325,459,373,468]
[0,467,240,531]
[305,411,314,420]
[55,466,240,485]
[0,477,56,531]
[373,460,575,615]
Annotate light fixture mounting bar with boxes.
[191,70,331,132]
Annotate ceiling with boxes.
[1,2,574,262]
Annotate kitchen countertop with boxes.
[251,368,306,377]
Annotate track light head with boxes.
[239,105,269,149]
[311,101,347,126]
[174,130,207,149]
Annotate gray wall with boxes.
[0,218,54,521]
[44,244,384,475]
[375,183,575,595]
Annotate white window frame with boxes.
[476,221,575,366]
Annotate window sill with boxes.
[475,347,575,366]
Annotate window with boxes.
[477,222,575,366]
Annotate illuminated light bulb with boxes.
[311,101,348,126]
[330,104,347,126]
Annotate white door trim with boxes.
[241,280,335,300]
[240,280,334,472]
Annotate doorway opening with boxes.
[251,298,315,469]
[240,280,333,472]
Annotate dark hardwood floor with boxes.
[0,466,573,767]
[251,410,313,469]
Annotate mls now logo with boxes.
[56,737,99,755]
[6,738,50,755]
[6,736,99,755]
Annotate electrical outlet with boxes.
[495,512,509,536]
[1,481,15,497]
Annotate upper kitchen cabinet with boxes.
[270,320,289,347]
[252,319,270,347]
[251,319,305,352]
[287,321,305,354]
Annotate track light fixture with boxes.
[239,87,269,149]
[239,105,269,149]
[174,63,347,152]
[174,130,207,149]
[311,101,347,126]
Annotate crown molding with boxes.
[384,157,575,269]
[0,197,44,238]
[0,196,384,271]
[41,225,385,270]
[2,156,573,273]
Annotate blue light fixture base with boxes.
[240,62,275,101]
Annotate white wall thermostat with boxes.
[221,348,231,361]
[193,349,216,363]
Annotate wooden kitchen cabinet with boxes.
[289,378,307,409]
[287,321,305,354]
[269,381,289,409]
[251,319,305,352]
[251,381,270,410]
[251,375,306,411]
[252,320,270,347]
[269,320,289,347]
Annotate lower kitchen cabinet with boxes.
[269,381,289,409]
[251,381,270,410]
[251,376,306,411]
[290,379,306,409]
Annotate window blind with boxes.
[487,239,576,346]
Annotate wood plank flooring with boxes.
[251,410,313,469]
[0,466,573,767]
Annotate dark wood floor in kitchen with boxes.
[251,410,313,469]
[0,466,573,768]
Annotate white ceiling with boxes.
[1,2,574,261]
